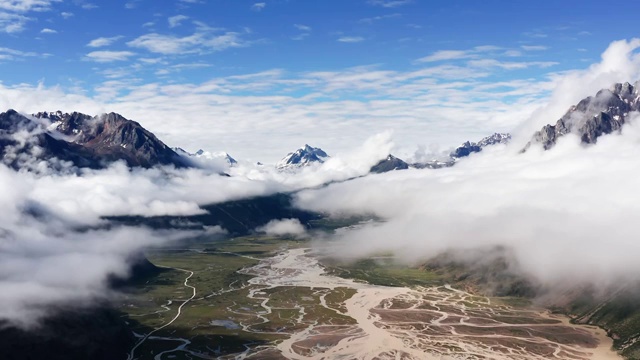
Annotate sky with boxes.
[1,0,640,162]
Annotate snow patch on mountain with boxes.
[276,144,329,170]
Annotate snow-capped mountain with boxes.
[276,144,329,169]
[407,133,511,170]
[0,109,189,171]
[370,155,409,173]
[524,81,640,151]
[451,133,511,158]
[173,147,237,166]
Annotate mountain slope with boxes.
[451,133,511,158]
[370,154,409,173]
[173,147,237,166]
[524,81,640,151]
[276,144,328,169]
[33,111,189,168]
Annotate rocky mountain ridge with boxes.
[276,144,329,169]
[0,109,190,170]
[173,147,237,166]
[33,111,188,168]
[524,81,640,151]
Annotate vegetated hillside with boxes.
[419,247,640,358]
[554,285,640,359]
[109,192,320,236]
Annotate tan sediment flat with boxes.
[238,248,622,360]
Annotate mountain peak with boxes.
[0,110,189,171]
[276,144,328,169]
[524,80,640,151]
[173,148,237,165]
[370,154,409,173]
[451,133,511,158]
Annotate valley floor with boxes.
[119,236,621,360]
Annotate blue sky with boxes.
[2,0,640,161]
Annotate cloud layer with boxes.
[293,40,640,292]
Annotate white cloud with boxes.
[168,14,188,28]
[0,46,37,60]
[86,36,123,48]
[417,50,471,62]
[294,118,640,292]
[524,31,548,38]
[0,0,60,12]
[127,30,249,55]
[293,23,311,32]
[256,218,307,237]
[84,50,135,62]
[358,13,401,24]
[521,45,548,51]
[467,59,558,70]
[39,27,55,33]
[0,12,28,33]
[417,46,502,63]
[251,2,265,11]
[60,11,72,18]
[368,0,412,7]
[291,33,309,41]
[0,0,61,33]
[337,36,364,43]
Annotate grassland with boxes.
[119,235,359,359]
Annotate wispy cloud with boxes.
[294,24,311,32]
[40,27,56,33]
[292,24,311,40]
[0,12,28,33]
[0,46,37,61]
[168,14,188,28]
[0,0,62,33]
[418,50,472,62]
[84,50,135,63]
[467,58,557,70]
[86,36,123,48]
[251,2,266,11]
[60,11,73,19]
[418,46,508,63]
[338,36,364,43]
[358,13,401,24]
[127,27,250,55]
[521,45,548,51]
[368,0,412,8]
[0,0,60,12]
[523,31,548,38]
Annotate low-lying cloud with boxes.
[256,218,307,237]
[293,39,640,293]
[296,122,640,289]
[0,127,392,327]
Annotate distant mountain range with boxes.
[2,81,639,174]
[173,147,237,166]
[275,133,511,175]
